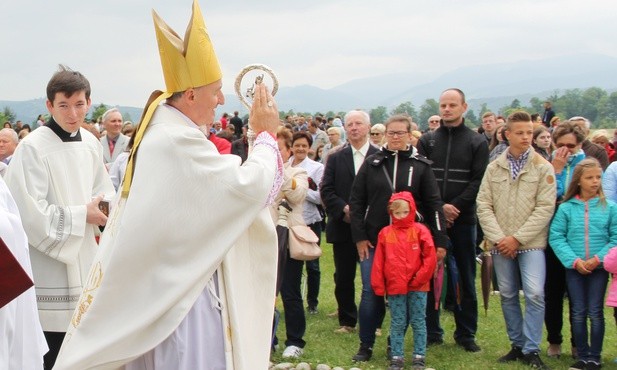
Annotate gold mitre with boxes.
[122,0,221,198]
[152,0,222,92]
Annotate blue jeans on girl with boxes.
[566,268,609,363]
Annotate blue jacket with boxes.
[549,196,617,268]
[554,149,585,199]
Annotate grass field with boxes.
[271,237,617,370]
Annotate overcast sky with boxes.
[1,0,616,107]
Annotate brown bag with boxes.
[288,225,321,261]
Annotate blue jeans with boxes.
[493,250,546,354]
[427,222,478,343]
[358,247,386,346]
[566,268,609,363]
[389,292,427,358]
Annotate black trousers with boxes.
[44,331,65,370]
[305,222,322,309]
[544,245,574,346]
[280,255,306,348]
[332,240,359,327]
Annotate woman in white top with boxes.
[279,132,324,359]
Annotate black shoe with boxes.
[568,360,587,370]
[585,361,602,370]
[456,340,481,352]
[498,346,524,363]
[307,306,318,315]
[427,337,444,346]
[522,352,550,369]
[352,343,373,362]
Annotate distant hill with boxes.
[3,53,617,123]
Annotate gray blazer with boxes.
[100,134,130,164]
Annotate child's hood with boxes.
[389,191,417,228]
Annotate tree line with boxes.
[280,86,617,131]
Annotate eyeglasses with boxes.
[386,131,409,137]
[370,132,382,136]
[556,143,578,149]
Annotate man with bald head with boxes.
[417,88,489,353]
[0,128,18,164]
[100,108,129,165]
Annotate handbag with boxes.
[288,225,322,261]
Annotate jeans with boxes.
[332,241,358,327]
[493,250,546,354]
[280,254,306,348]
[305,222,321,309]
[358,247,386,346]
[566,268,609,363]
[427,222,478,343]
[389,292,428,358]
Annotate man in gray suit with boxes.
[100,108,129,166]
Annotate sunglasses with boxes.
[429,120,440,123]
[556,143,577,149]
[370,132,382,136]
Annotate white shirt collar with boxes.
[352,140,370,157]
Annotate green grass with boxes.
[271,237,617,369]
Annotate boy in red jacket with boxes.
[371,191,437,370]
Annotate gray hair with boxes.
[0,128,18,143]
[569,116,591,129]
[344,109,370,126]
[102,107,121,122]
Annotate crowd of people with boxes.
[3,78,617,370]
[262,92,617,370]
[2,4,617,369]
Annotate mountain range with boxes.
[3,53,617,125]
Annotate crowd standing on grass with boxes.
[5,59,617,370]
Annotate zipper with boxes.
[392,151,399,192]
[442,127,452,198]
[585,200,589,260]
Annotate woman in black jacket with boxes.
[348,114,448,359]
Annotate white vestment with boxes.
[0,177,48,370]
[55,104,281,370]
[4,124,115,332]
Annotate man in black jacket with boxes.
[417,88,489,353]
[320,110,378,342]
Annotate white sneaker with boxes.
[282,345,303,359]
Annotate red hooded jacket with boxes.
[371,191,437,295]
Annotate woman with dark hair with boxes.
[545,121,588,359]
[270,127,308,354]
[488,124,508,162]
[278,131,324,359]
[533,126,554,162]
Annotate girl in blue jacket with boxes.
[550,158,617,370]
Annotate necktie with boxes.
[108,139,115,156]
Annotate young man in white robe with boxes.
[4,66,115,369]
[54,1,284,369]
[0,176,48,370]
